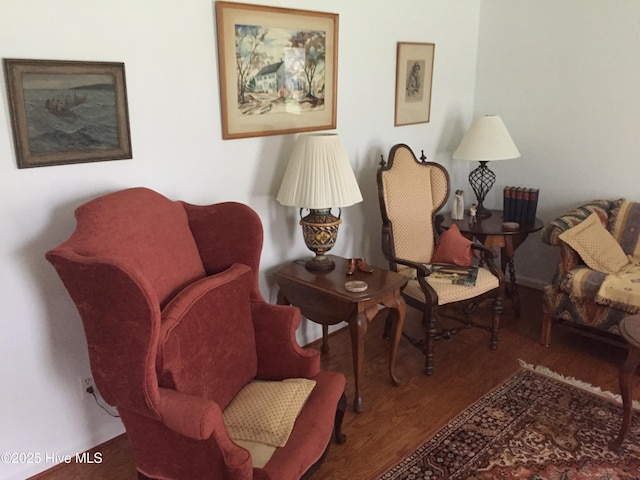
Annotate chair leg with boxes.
[334,392,347,444]
[424,306,437,376]
[541,300,552,347]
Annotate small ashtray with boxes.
[345,280,368,292]
[502,222,520,231]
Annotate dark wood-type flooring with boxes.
[31,287,639,480]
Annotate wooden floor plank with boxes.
[31,287,637,480]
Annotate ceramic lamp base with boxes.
[305,254,336,271]
[300,208,342,271]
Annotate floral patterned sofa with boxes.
[540,199,640,346]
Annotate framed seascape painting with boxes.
[394,42,435,126]
[3,59,132,168]
[215,2,338,139]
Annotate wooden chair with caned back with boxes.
[377,144,504,375]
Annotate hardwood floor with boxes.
[32,287,638,480]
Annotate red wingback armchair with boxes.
[45,187,346,480]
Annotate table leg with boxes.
[611,345,640,450]
[321,324,330,354]
[506,257,520,317]
[382,292,405,386]
[501,236,520,318]
[349,310,368,413]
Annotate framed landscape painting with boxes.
[394,42,435,126]
[215,2,338,139]
[3,59,132,168]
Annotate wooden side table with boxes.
[610,315,640,451]
[439,210,543,317]
[275,254,407,413]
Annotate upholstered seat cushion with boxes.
[559,265,640,314]
[398,266,499,305]
[597,263,640,313]
[559,267,607,300]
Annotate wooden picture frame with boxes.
[3,59,132,168]
[394,42,435,126]
[215,1,339,140]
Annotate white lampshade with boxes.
[453,115,521,161]
[277,134,363,209]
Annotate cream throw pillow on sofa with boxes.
[559,212,629,274]
[223,378,316,448]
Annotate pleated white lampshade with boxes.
[277,134,363,209]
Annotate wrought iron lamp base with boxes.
[468,161,495,218]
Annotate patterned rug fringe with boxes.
[518,359,640,409]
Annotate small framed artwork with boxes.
[394,42,435,126]
[3,59,132,168]
[215,1,339,139]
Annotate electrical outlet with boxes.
[80,376,95,400]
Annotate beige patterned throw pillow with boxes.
[222,378,316,447]
[559,212,629,274]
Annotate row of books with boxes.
[503,186,539,224]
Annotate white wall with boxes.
[0,1,480,478]
[473,0,640,288]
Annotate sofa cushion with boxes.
[70,187,206,308]
[157,263,257,409]
[540,199,616,247]
[608,199,640,259]
[431,224,474,266]
[559,213,629,274]
[559,267,608,300]
[596,263,640,314]
[222,378,316,447]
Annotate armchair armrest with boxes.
[382,253,438,305]
[155,388,254,480]
[471,244,505,286]
[157,387,226,441]
[251,301,320,380]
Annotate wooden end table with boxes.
[439,210,543,317]
[275,254,407,413]
[610,315,640,451]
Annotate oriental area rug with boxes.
[379,362,640,479]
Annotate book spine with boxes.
[514,187,524,223]
[503,186,512,221]
[509,186,517,221]
[521,188,532,223]
[526,188,539,224]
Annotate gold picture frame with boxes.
[394,42,435,126]
[3,59,132,168]
[215,1,339,139]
